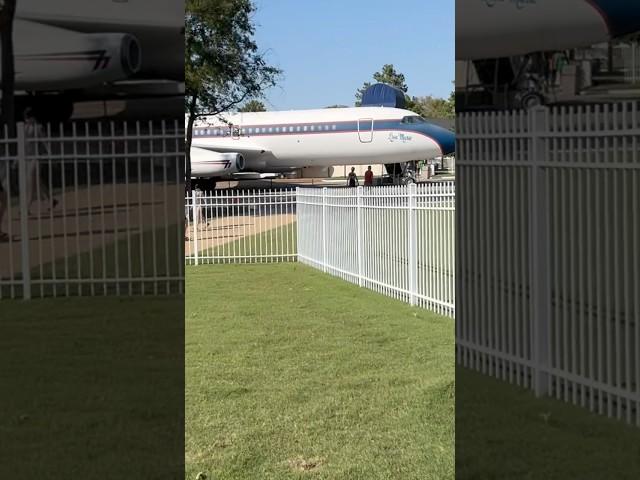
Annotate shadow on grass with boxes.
[456,367,640,479]
[0,295,184,479]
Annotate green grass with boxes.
[456,367,640,479]
[0,296,184,478]
[197,222,297,263]
[186,263,454,479]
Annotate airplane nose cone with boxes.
[588,0,640,37]
[422,123,456,156]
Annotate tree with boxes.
[411,91,455,119]
[185,0,281,192]
[355,64,409,106]
[0,0,17,136]
[325,105,348,108]
[238,99,266,112]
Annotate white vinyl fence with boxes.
[184,188,297,265]
[457,103,640,425]
[0,120,184,299]
[297,183,455,317]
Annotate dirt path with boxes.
[0,183,182,279]
[184,213,296,256]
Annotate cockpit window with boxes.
[401,115,427,124]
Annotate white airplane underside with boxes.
[456,1,640,110]
[189,106,455,185]
[456,0,640,60]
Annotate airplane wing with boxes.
[230,172,280,180]
[191,142,268,155]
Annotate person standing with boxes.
[364,165,374,186]
[24,108,58,215]
[347,167,359,187]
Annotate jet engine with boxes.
[7,20,141,90]
[190,147,245,177]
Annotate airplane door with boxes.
[231,113,242,139]
[358,118,373,143]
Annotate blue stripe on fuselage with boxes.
[194,119,455,155]
[586,0,640,37]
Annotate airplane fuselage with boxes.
[457,0,640,60]
[190,107,455,177]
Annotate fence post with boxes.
[192,190,199,266]
[295,187,300,262]
[17,123,31,300]
[408,183,418,306]
[322,187,327,273]
[529,106,550,397]
[356,186,363,287]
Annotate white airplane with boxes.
[1,0,183,121]
[456,0,640,109]
[189,106,456,189]
[457,0,640,60]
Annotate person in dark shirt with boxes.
[364,165,374,186]
[347,167,359,187]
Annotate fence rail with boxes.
[297,183,455,317]
[184,188,297,265]
[0,120,184,299]
[457,102,640,426]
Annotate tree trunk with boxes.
[0,0,17,138]
[185,92,198,195]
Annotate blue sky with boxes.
[252,0,454,110]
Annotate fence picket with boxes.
[458,102,640,426]
[1,119,184,298]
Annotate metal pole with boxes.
[322,187,327,272]
[357,185,363,287]
[408,183,418,305]
[530,107,550,397]
[17,123,31,300]
[192,190,199,266]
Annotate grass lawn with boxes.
[198,223,297,264]
[456,367,640,479]
[0,296,184,479]
[186,263,454,479]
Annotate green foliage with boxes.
[185,0,281,116]
[238,99,267,112]
[184,0,281,192]
[325,104,349,108]
[410,91,455,119]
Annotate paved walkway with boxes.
[184,213,296,256]
[0,183,181,280]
